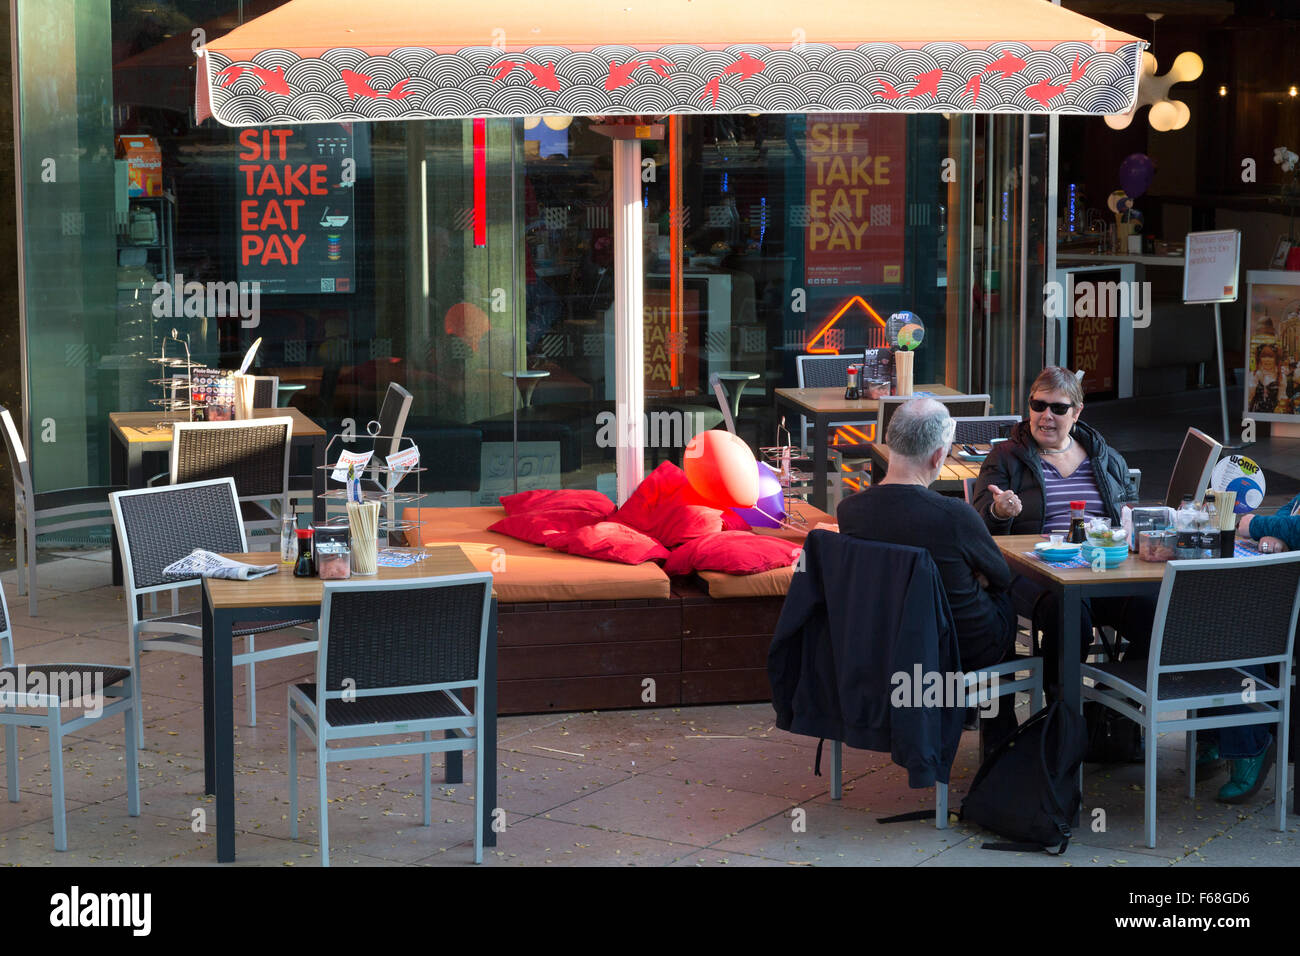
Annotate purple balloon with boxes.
[731,461,785,529]
[1118,153,1155,200]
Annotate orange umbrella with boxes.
[196,0,1143,124]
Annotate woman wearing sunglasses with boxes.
[972,367,1155,723]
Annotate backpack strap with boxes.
[877,809,933,824]
[813,738,825,777]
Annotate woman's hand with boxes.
[987,484,1022,520]
[1258,535,1289,554]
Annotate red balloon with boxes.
[683,431,759,509]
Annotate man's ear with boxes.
[931,445,947,471]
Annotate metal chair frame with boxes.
[109,478,317,738]
[287,573,493,865]
[1081,553,1300,848]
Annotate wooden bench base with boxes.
[496,581,783,714]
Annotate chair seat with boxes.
[153,611,314,637]
[1090,659,1261,700]
[295,683,465,727]
[32,486,125,511]
[0,664,130,698]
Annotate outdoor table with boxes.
[773,384,957,512]
[108,408,328,585]
[867,443,982,496]
[994,535,1298,815]
[199,546,497,863]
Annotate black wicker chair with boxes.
[170,417,293,539]
[877,394,993,443]
[109,478,316,737]
[0,573,140,850]
[951,415,1021,445]
[795,354,865,451]
[248,375,279,409]
[0,406,124,616]
[1082,552,1300,847]
[288,573,493,865]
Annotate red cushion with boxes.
[546,522,671,565]
[651,504,724,549]
[611,461,687,534]
[487,509,601,545]
[612,461,729,545]
[499,489,616,518]
[664,531,803,577]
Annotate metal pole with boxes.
[1214,301,1231,446]
[613,137,644,506]
[509,121,520,495]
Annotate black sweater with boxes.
[837,483,1014,670]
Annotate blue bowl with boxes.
[1037,545,1081,562]
[1082,543,1129,568]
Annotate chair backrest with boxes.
[372,383,414,463]
[250,375,279,409]
[0,405,32,502]
[170,417,293,500]
[951,415,1021,445]
[878,395,993,444]
[962,476,977,505]
[109,478,248,596]
[1128,467,1142,500]
[796,354,863,389]
[1164,427,1221,508]
[1149,554,1300,682]
[316,574,494,702]
[0,573,11,666]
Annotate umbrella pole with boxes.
[613,137,645,505]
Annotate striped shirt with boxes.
[1041,457,1105,533]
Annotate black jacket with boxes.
[972,419,1137,536]
[769,530,964,788]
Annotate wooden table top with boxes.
[204,546,478,609]
[996,534,1167,586]
[774,384,958,415]
[110,407,326,443]
[869,443,983,484]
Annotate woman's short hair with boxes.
[1029,366,1084,407]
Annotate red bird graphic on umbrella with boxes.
[605,58,672,91]
[252,65,290,95]
[982,51,1027,79]
[1025,77,1067,107]
[904,68,942,98]
[964,74,981,103]
[340,69,417,100]
[875,80,901,99]
[215,65,246,86]
[724,53,766,81]
[489,61,560,91]
[700,76,722,106]
[1070,55,1087,83]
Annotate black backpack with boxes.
[959,701,1088,854]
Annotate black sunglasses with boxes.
[1029,398,1075,415]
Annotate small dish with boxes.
[1036,544,1081,562]
[1034,541,1080,552]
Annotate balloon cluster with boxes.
[683,431,785,528]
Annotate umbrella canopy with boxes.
[196,0,1143,125]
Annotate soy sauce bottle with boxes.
[1067,500,1088,544]
[293,528,316,577]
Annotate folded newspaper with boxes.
[162,549,280,581]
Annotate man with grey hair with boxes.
[838,399,1019,743]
